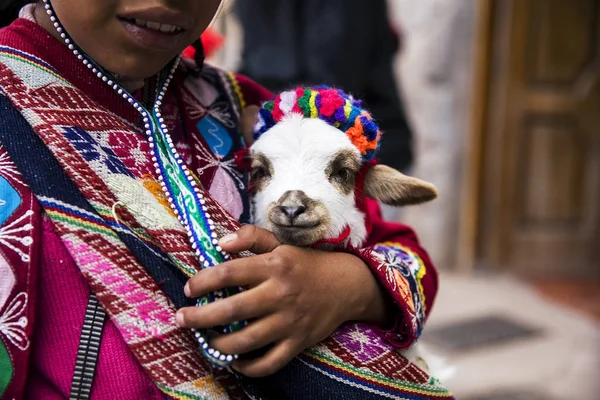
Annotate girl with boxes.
[0,1,452,399]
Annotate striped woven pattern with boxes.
[0,42,453,399]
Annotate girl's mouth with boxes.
[119,17,187,51]
[122,18,184,35]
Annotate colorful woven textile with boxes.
[0,17,453,400]
[254,86,382,161]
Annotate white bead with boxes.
[208,348,214,355]
[68,44,74,51]
[219,355,226,361]
[226,355,233,362]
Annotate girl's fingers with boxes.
[232,338,301,378]
[209,313,288,356]
[218,225,281,254]
[185,255,271,297]
[177,283,275,329]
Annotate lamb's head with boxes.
[247,87,437,248]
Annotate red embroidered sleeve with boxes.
[352,198,439,349]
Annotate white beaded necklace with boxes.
[40,0,241,367]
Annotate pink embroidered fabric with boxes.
[26,217,161,399]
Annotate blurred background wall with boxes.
[210,0,599,279]
[208,1,600,398]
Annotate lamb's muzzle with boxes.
[267,190,332,247]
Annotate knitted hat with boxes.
[253,86,382,162]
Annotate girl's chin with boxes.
[98,55,177,80]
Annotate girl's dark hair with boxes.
[0,0,34,28]
[191,38,205,67]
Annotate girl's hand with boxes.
[176,225,390,377]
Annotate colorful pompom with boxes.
[253,86,382,162]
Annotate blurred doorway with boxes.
[462,0,600,278]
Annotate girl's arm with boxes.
[350,198,438,348]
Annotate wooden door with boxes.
[469,0,600,277]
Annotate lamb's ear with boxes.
[364,164,438,206]
[241,105,260,146]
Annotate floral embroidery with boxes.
[0,150,25,186]
[373,243,427,338]
[0,292,28,351]
[0,210,33,263]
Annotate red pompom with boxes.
[182,27,225,60]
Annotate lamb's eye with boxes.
[251,165,270,182]
[333,168,353,183]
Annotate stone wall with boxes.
[389,0,476,269]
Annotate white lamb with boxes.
[240,87,453,382]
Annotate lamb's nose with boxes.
[279,205,306,219]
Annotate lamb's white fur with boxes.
[251,113,367,247]
[249,113,454,384]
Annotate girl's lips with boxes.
[119,18,185,51]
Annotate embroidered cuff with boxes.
[350,242,429,348]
